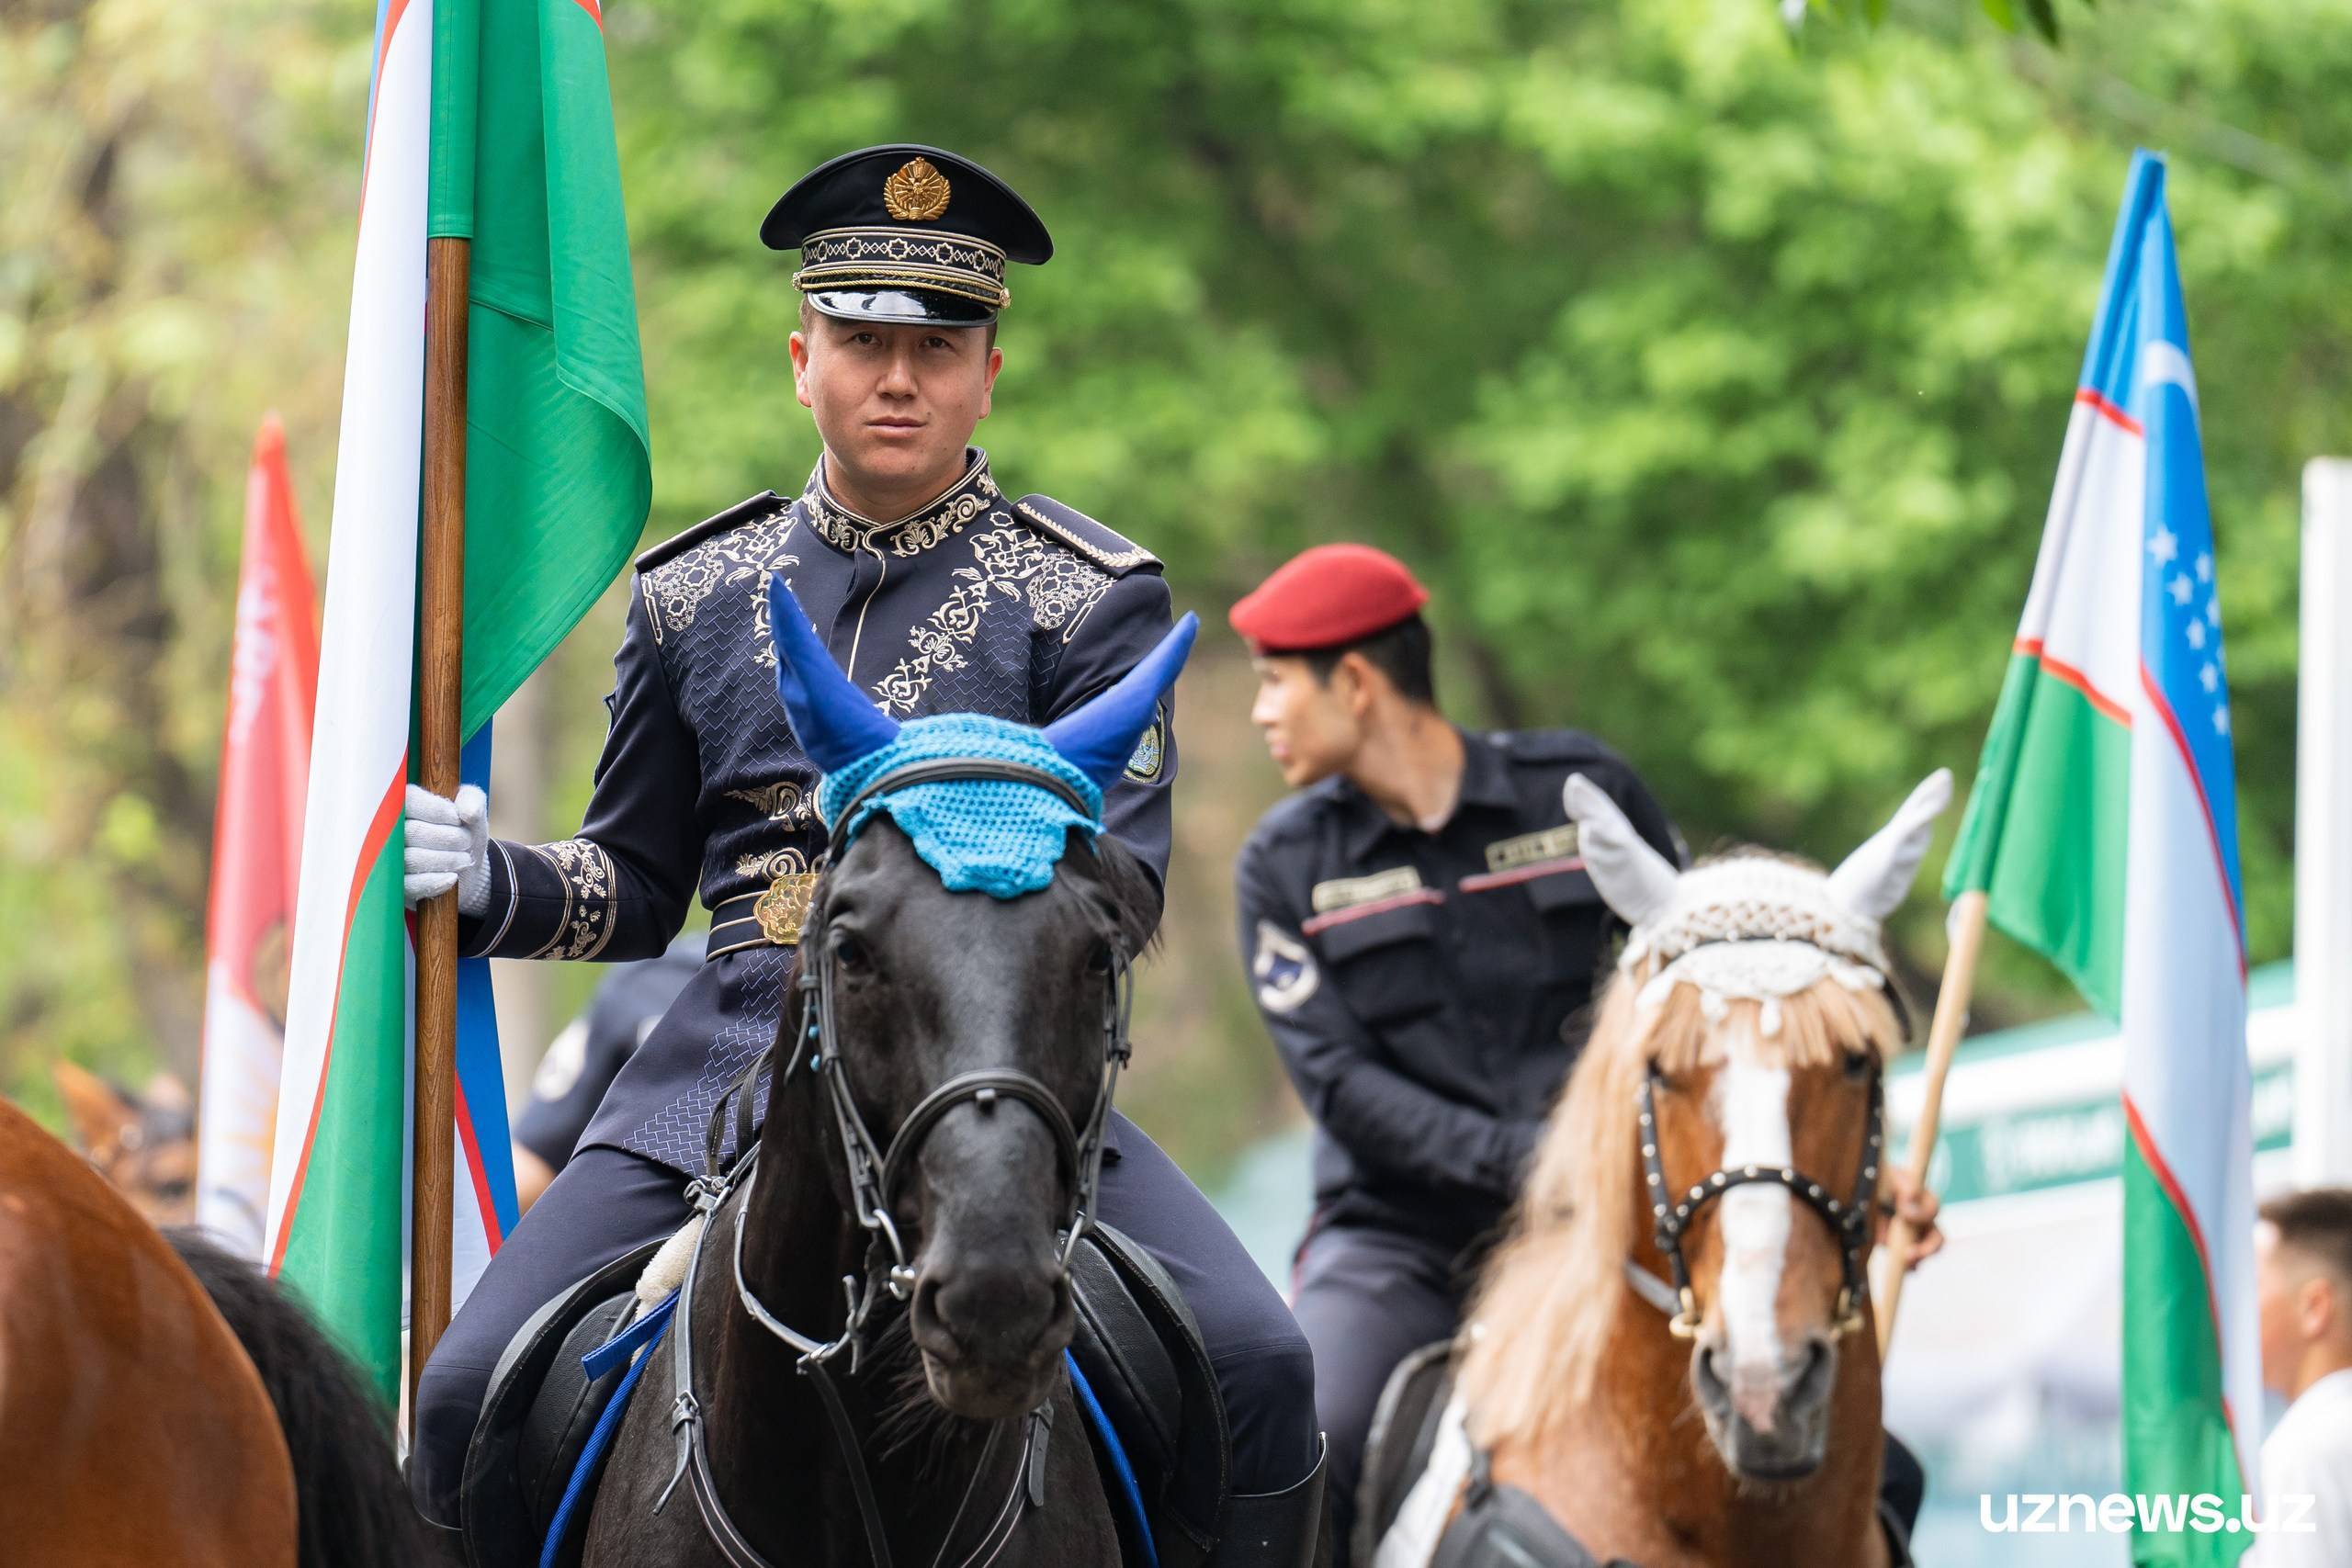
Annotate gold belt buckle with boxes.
[752,871,818,947]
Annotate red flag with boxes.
[197,414,320,1255]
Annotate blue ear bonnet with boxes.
[819,715,1103,899]
[763,571,1194,901]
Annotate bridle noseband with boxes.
[662,756,1136,1568]
[1624,942,1898,1342]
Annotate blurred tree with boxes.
[5,0,2346,1176]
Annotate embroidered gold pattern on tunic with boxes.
[736,846,816,885]
[725,781,816,824]
[526,839,618,960]
[641,504,799,644]
[873,525,1114,715]
[807,466,1001,557]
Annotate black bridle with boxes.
[1625,951,1897,1342]
[660,757,1136,1568]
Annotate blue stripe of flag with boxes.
[458,724,520,1243]
[2129,170,2245,935]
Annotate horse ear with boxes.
[1562,773,1679,928]
[1827,768,1953,922]
[51,1060,135,1155]
[765,573,901,773]
[1044,613,1199,789]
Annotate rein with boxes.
[660,756,1135,1568]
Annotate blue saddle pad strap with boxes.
[1064,1348,1160,1568]
[538,1289,680,1568]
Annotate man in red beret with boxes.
[1228,543,1681,1560]
[1228,545,1943,1563]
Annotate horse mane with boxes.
[1454,894,1905,1454]
[164,1228,430,1568]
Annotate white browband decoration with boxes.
[1561,769,1954,1037]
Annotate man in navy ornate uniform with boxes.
[401,145,1325,1562]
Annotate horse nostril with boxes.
[1783,1337,1835,1402]
[912,1273,952,1337]
[1694,1345,1727,1398]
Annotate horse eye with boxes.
[831,932,871,972]
[1842,1049,1871,1080]
[1087,943,1114,976]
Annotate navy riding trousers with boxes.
[407,1112,1318,1525]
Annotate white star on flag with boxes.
[2201,662,2220,694]
[2149,525,2179,567]
[2195,551,2213,583]
[2213,705,2231,736]
[2171,573,2195,607]
[2206,597,2222,626]
[2188,621,2208,650]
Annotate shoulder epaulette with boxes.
[1012,494,1161,577]
[632,491,789,574]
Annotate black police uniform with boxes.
[407,145,1321,1545]
[1235,728,1679,1558]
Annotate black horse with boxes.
[582,581,1196,1566]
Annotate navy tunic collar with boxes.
[802,447,1002,556]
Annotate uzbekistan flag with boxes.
[197,415,320,1258]
[266,0,650,1401]
[1944,151,2257,1560]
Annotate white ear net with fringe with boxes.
[1561,773,1679,928]
[1827,768,1952,922]
[1597,770,1954,1039]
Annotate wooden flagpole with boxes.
[1874,889,1988,1360]
[410,232,470,1434]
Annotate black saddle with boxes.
[457,1224,1227,1568]
[1356,1341,1917,1568]
[459,1238,665,1568]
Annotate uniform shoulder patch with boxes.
[1124,702,1169,784]
[1012,494,1161,578]
[633,491,788,574]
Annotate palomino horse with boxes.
[0,1096,425,1566]
[581,579,1195,1564]
[1383,770,1951,1568]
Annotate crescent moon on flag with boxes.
[2141,340,2199,421]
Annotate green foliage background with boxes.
[3,0,2346,1175]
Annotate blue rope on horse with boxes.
[538,1289,681,1568]
[1064,1348,1160,1568]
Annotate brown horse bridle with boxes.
[1623,942,1902,1341]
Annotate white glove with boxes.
[404,784,492,916]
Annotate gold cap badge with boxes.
[882,156,952,222]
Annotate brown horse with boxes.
[1388,772,1951,1568]
[0,1094,426,1566]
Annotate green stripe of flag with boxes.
[2121,1136,2247,1567]
[429,0,650,741]
[275,840,409,1404]
[1943,652,2132,1018]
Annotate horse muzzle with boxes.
[909,1255,1076,1418]
[1690,1333,1838,1481]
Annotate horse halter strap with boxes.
[1634,1063,1884,1340]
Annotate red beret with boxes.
[1227,544,1430,654]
